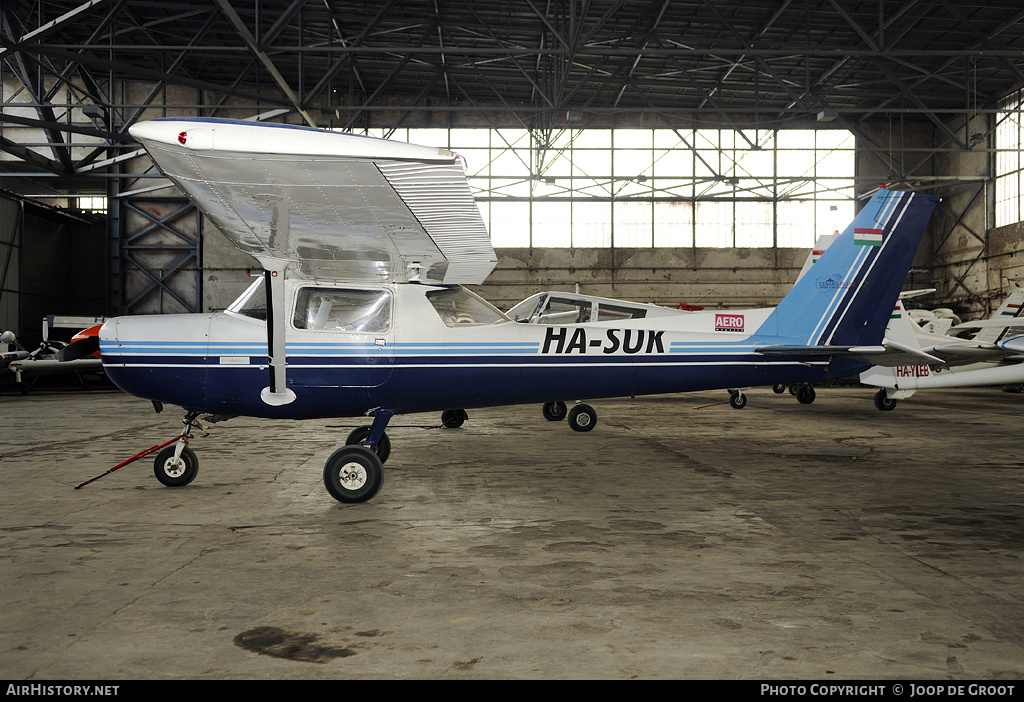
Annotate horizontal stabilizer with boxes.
[755,341,951,368]
[1001,336,1024,353]
[755,344,887,357]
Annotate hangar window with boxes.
[360,126,854,249]
[997,89,1024,227]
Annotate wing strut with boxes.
[260,260,296,406]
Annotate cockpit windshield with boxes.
[226,277,268,321]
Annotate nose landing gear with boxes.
[152,411,205,487]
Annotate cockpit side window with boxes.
[538,296,593,324]
[293,288,392,332]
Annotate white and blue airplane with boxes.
[77,118,940,503]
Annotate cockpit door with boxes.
[287,285,395,388]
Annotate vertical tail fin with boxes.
[972,286,1024,345]
[755,189,939,346]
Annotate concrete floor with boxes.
[1,385,1022,680]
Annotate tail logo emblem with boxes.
[816,275,856,293]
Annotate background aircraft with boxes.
[860,286,1024,409]
[82,118,939,503]
[2,317,104,394]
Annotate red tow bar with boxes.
[74,435,184,490]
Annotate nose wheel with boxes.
[728,389,747,409]
[153,445,199,487]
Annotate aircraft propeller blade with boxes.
[57,335,99,361]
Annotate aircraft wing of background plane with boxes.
[949,286,1024,345]
[128,118,497,286]
[884,286,1024,367]
[860,286,1024,406]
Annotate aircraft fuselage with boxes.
[99,280,862,419]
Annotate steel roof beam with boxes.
[213,0,317,127]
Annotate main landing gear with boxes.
[873,388,898,411]
[440,409,469,428]
[542,401,597,432]
[777,383,817,404]
[326,410,393,503]
[794,383,816,404]
[323,446,384,503]
[726,384,816,409]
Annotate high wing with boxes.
[128,118,497,285]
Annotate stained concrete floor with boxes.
[1,385,1022,680]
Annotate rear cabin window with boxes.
[293,288,391,332]
[426,287,510,327]
[596,303,647,322]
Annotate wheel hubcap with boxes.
[339,462,368,490]
[163,458,186,478]
[576,413,591,427]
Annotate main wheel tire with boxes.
[796,384,816,404]
[153,445,199,487]
[567,403,597,432]
[323,446,383,503]
[542,401,568,421]
[873,389,897,411]
[344,426,391,463]
[772,384,786,394]
[441,409,468,428]
[729,391,747,409]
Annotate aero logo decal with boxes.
[715,314,745,332]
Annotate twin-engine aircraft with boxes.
[83,118,940,503]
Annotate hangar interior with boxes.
[2,0,1024,343]
[2,2,1024,682]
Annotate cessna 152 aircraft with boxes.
[80,118,941,504]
